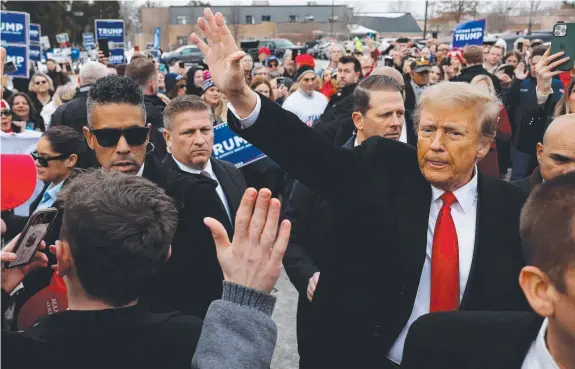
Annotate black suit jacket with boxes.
[402,311,543,369]
[228,95,530,368]
[140,154,245,318]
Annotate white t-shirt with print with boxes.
[281,89,328,126]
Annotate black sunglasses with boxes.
[31,151,68,167]
[1,109,12,117]
[269,63,278,67]
[88,126,150,148]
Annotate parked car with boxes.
[240,38,306,60]
[161,45,203,65]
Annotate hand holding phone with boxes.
[535,47,571,94]
[550,22,575,71]
[1,234,49,294]
[98,38,110,58]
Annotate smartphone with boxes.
[441,57,452,67]
[276,77,285,85]
[98,38,110,58]
[550,22,575,72]
[4,61,17,73]
[4,208,58,269]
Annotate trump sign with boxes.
[1,11,29,45]
[5,44,29,78]
[94,19,125,44]
[211,123,266,168]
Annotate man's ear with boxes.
[475,139,491,162]
[55,240,74,278]
[519,266,556,318]
[536,142,544,164]
[83,126,96,150]
[163,129,172,152]
[352,112,364,131]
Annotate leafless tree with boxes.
[438,0,482,23]
[527,0,541,34]
[485,0,518,33]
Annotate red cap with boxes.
[295,54,315,68]
[1,154,37,211]
[258,47,271,56]
[0,99,9,110]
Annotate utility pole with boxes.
[330,0,334,37]
[423,0,429,39]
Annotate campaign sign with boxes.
[4,44,29,78]
[452,19,486,48]
[29,43,41,62]
[1,11,29,45]
[95,19,125,44]
[29,23,41,44]
[56,33,69,44]
[82,32,95,47]
[211,123,266,168]
[109,48,125,64]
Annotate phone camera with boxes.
[554,25,567,37]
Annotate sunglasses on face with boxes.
[269,63,278,68]
[35,80,47,85]
[31,151,68,167]
[88,126,150,148]
[1,110,12,117]
[178,84,186,89]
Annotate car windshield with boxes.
[273,39,295,48]
[177,46,198,53]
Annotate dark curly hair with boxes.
[86,75,146,126]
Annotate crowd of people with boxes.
[1,6,575,369]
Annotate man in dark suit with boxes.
[451,45,502,95]
[513,114,575,195]
[82,76,228,318]
[402,173,575,369]
[160,95,246,317]
[283,75,405,368]
[191,11,530,368]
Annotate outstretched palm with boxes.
[190,9,247,96]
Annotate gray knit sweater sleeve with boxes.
[191,281,277,369]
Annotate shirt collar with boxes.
[172,155,212,176]
[430,167,478,215]
[136,162,145,177]
[45,181,65,200]
[533,319,560,369]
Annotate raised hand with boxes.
[535,47,570,95]
[204,188,291,294]
[190,9,248,97]
[514,61,529,80]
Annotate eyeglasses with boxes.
[269,63,278,68]
[88,126,150,148]
[178,84,187,90]
[35,80,47,85]
[31,151,68,167]
[1,110,12,117]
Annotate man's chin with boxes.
[111,164,140,175]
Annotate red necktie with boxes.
[430,192,459,312]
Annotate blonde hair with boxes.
[470,74,496,96]
[53,83,77,106]
[414,81,501,142]
[29,72,55,92]
[201,94,228,124]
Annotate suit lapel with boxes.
[211,159,240,224]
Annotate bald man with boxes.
[513,114,575,194]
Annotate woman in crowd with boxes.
[241,54,254,85]
[554,79,575,117]
[165,73,187,100]
[186,66,205,96]
[2,126,87,299]
[504,51,521,68]
[8,93,45,132]
[157,71,166,94]
[443,50,463,79]
[1,99,19,133]
[202,71,227,125]
[270,77,291,105]
[250,78,274,101]
[282,50,297,80]
[28,73,54,116]
[471,75,512,178]
[40,83,76,127]
[429,65,444,85]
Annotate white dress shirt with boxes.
[171,155,232,221]
[229,94,479,364]
[522,319,560,369]
[136,163,145,177]
[387,169,479,364]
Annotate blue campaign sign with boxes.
[82,32,95,47]
[211,123,266,168]
[452,19,486,48]
[95,19,125,44]
[29,43,41,62]
[29,23,41,44]
[5,44,29,78]
[109,48,125,64]
[1,11,29,45]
